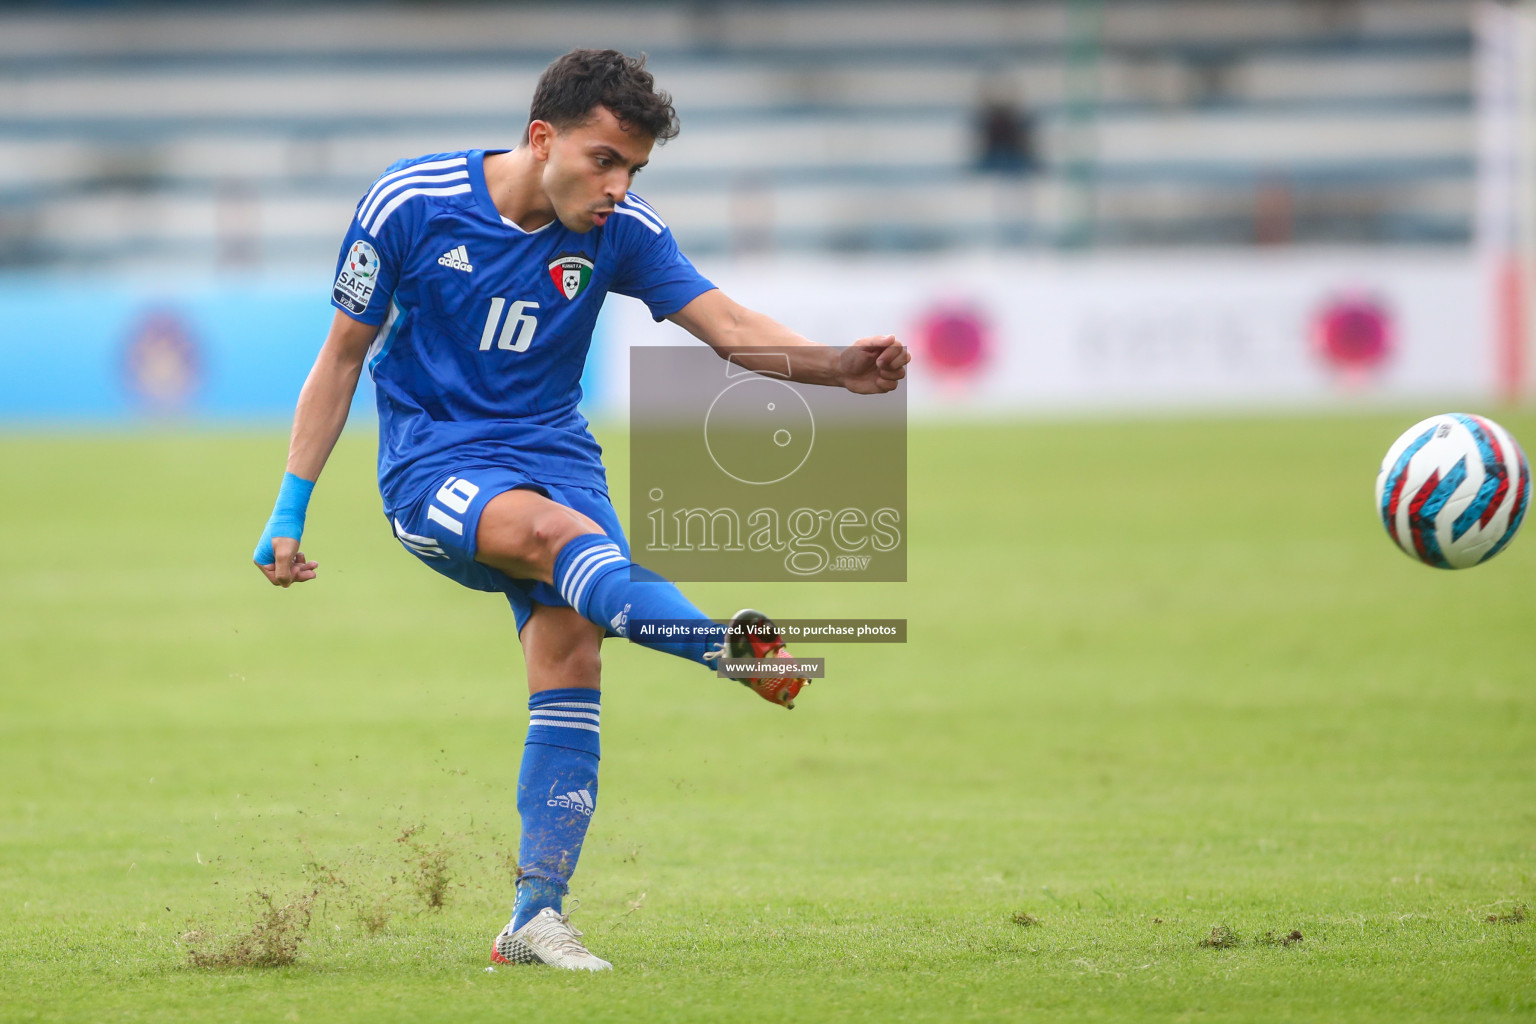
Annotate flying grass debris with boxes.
[409,843,453,911]
[184,889,318,968]
[1260,929,1304,947]
[1486,903,1527,924]
[1199,925,1241,949]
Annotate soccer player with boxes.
[252,49,908,971]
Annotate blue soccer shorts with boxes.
[385,465,630,634]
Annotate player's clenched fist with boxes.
[253,472,320,587]
[839,334,911,395]
[256,538,319,587]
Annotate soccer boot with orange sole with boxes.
[705,608,809,709]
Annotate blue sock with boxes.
[512,688,601,930]
[553,534,726,667]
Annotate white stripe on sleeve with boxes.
[362,171,468,227]
[613,205,663,235]
[623,194,667,226]
[360,156,467,216]
[366,183,472,235]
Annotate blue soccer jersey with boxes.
[329,149,715,509]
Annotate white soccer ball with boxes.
[1375,413,1530,569]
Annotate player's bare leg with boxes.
[475,487,606,584]
[518,603,603,694]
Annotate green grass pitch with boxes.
[1,414,1533,1022]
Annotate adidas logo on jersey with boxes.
[546,789,595,816]
[437,245,473,272]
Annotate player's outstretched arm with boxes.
[254,310,378,587]
[667,289,910,394]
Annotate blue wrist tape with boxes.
[253,472,315,565]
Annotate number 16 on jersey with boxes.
[479,298,540,353]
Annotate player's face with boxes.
[541,105,655,233]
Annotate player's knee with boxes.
[528,509,599,564]
[478,490,606,578]
[486,513,561,570]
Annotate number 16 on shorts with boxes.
[426,477,482,536]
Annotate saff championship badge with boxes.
[334,240,380,314]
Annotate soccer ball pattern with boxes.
[347,240,378,281]
[1375,413,1530,569]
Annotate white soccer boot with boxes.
[491,906,612,971]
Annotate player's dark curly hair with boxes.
[527,49,679,143]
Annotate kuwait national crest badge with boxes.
[548,253,594,300]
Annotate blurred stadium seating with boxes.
[0,0,1475,271]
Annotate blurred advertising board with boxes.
[600,251,1496,416]
[0,276,604,424]
[0,251,1493,423]
[0,276,367,423]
